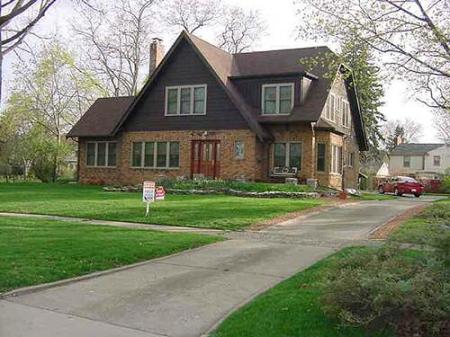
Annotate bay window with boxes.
[331,145,342,174]
[273,142,302,170]
[317,143,326,172]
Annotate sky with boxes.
[3,0,440,142]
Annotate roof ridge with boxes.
[233,45,332,55]
[185,31,232,57]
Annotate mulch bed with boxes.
[369,204,427,240]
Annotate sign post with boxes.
[143,181,155,216]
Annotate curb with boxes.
[0,241,224,300]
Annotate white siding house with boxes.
[388,143,450,177]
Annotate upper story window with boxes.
[342,100,351,128]
[262,83,294,115]
[86,141,117,168]
[325,93,336,121]
[165,84,207,116]
[433,155,441,166]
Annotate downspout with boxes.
[310,122,316,182]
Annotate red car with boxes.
[378,176,424,197]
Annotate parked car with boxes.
[378,176,424,197]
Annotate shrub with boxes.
[440,175,450,194]
[321,245,450,337]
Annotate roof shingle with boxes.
[391,143,443,155]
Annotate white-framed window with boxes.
[262,83,294,115]
[165,84,207,116]
[86,141,117,167]
[331,145,342,174]
[433,155,441,166]
[131,141,179,169]
[342,100,351,127]
[273,142,302,170]
[325,93,336,122]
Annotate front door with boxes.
[191,140,220,179]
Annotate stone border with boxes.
[103,186,320,199]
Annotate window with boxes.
[169,142,180,167]
[86,141,117,167]
[165,85,207,115]
[131,141,180,169]
[234,141,245,160]
[326,93,336,121]
[331,145,342,174]
[348,152,355,167]
[273,142,302,170]
[342,100,351,127]
[262,83,294,114]
[86,143,96,166]
[433,155,441,166]
[132,142,143,167]
[403,156,411,168]
[317,143,326,172]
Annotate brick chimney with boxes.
[394,134,404,146]
[149,38,164,75]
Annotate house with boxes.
[389,143,450,178]
[67,31,368,189]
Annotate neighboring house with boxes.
[389,143,450,177]
[67,31,368,189]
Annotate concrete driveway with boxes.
[0,197,434,337]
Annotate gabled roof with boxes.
[391,143,444,156]
[67,97,134,137]
[68,31,367,150]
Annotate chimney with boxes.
[149,38,164,75]
[394,134,404,146]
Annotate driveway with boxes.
[0,197,434,337]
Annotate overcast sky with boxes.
[3,0,440,142]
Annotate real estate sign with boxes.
[143,181,156,203]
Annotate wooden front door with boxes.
[191,140,220,179]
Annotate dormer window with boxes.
[165,84,207,115]
[262,83,294,115]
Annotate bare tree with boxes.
[216,7,267,53]
[0,0,58,103]
[73,0,157,96]
[295,0,450,111]
[383,118,423,151]
[434,111,450,142]
[163,0,221,33]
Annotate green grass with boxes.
[160,179,314,193]
[211,247,390,337]
[389,198,450,245]
[0,183,322,230]
[0,215,221,293]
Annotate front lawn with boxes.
[354,192,396,201]
[0,215,221,293]
[211,247,390,337]
[0,183,322,230]
[389,198,450,245]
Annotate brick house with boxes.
[67,31,368,189]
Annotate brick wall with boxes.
[78,129,263,185]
